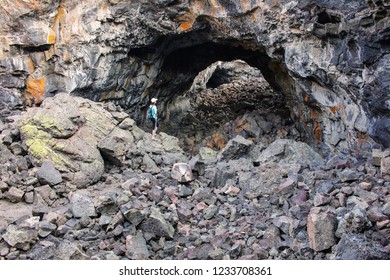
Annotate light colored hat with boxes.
[151,98,158,103]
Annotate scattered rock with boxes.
[307,207,337,252]
[140,208,175,239]
[70,193,96,218]
[36,161,62,186]
[334,234,390,260]
[125,231,150,260]
[5,187,24,203]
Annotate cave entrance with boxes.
[136,40,298,153]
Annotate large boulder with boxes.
[255,139,325,167]
[17,93,119,187]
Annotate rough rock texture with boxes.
[0,0,388,155]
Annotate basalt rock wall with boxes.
[0,0,389,155]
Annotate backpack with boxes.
[146,106,154,120]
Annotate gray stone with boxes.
[334,234,390,260]
[142,154,160,174]
[340,169,361,182]
[35,185,57,206]
[382,202,390,217]
[121,208,146,227]
[255,139,324,167]
[336,206,372,238]
[381,156,390,175]
[307,207,337,252]
[217,135,253,162]
[54,240,89,260]
[36,161,62,186]
[313,193,331,207]
[273,216,293,235]
[98,127,134,165]
[372,149,384,167]
[2,217,39,250]
[28,240,57,260]
[70,193,96,218]
[5,187,24,203]
[140,207,175,239]
[203,204,219,220]
[125,231,150,260]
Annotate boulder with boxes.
[18,93,117,187]
[217,135,253,162]
[255,139,324,167]
[98,127,135,165]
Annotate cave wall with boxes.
[0,0,389,155]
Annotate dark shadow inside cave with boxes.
[127,24,300,152]
[141,40,298,152]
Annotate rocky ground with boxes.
[0,93,390,260]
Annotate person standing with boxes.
[148,97,158,139]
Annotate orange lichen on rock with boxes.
[313,122,323,144]
[25,75,46,105]
[211,131,227,150]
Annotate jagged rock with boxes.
[334,234,390,260]
[28,240,57,260]
[142,154,160,174]
[339,169,361,182]
[35,185,57,206]
[381,156,390,175]
[217,135,253,162]
[0,144,13,165]
[125,231,150,260]
[140,207,175,239]
[36,161,62,186]
[171,163,193,183]
[5,187,25,203]
[54,240,89,260]
[307,207,337,252]
[336,206,372,238]
[372,149,385,167]
[98,127,134,165]
[70,193,96,218]
[17,93,114,187]
[2,217,39,250]
[255,139,324,167]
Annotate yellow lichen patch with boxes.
[20,122,72,171]
[25,75,46,105]
[47,29,57,45]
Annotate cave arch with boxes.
[132,37,300,153]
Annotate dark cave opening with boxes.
[139,39,298,152]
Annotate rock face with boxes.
[0,0,388,155]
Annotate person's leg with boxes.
[152,119,157,138]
